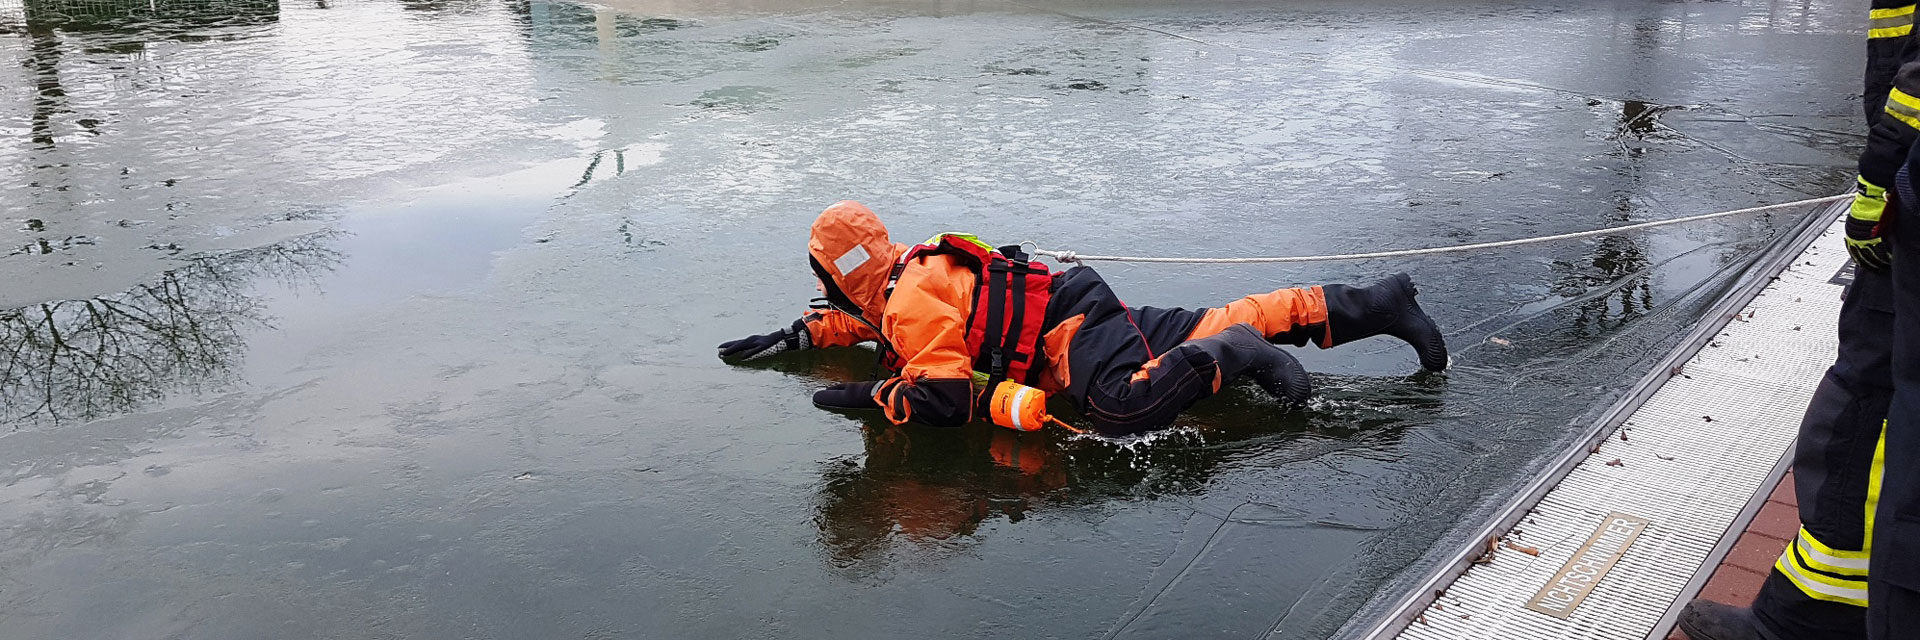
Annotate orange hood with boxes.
[807,201,905,325]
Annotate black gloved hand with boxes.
[1847,178,1894,271]
[718,319,810,361]
[813,381,880,410]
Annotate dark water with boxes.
[0,0,1860,638]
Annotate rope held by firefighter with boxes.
[1030,194,1849,265]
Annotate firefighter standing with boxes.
[718,201,1449,436]
[1677,2,1914,637]
[1868,134,1920,637]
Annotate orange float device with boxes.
[986,380,1083,433]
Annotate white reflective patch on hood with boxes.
[833,244,871,276]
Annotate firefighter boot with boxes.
[1676,600,1777,640]
[1322,273,1449,371]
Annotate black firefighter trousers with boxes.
[1867,208,1920,638]
[1751,264,1892,639]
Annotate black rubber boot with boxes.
[1322,273,1449,371]
[1244,342,1311,406]
[1676,600,1778,640]
[1202,324,1312,406]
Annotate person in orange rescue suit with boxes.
[717,201,1449,436]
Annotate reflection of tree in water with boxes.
[1549,233,1654,339]
[26,25,66,149]
[518,2,691,43]
[1547,95,1661,340]
[0,232,341,426]
[9,0,314,427]
[782,349,1439,573]
[394,0,504,15]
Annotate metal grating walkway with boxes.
[1360,202,1850,640]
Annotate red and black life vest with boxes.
[883,234,1053,387]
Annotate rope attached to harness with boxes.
[1030,194,1849,265]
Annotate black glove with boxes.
[1847,178,1894,271]
[718,319,810,361]
[813,381,880,410]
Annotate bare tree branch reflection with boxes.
[1552,234,1654,339]
[0,231,341,426]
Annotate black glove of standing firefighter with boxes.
[718,319,811,361]
[1847,177,1895,272]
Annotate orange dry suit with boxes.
[793,201,1447,436]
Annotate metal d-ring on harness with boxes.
[1024,194,1849,265]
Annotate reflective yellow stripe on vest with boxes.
[1872,4,1916,38]
[923,232,995,254]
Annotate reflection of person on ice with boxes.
[719,201,1448,436]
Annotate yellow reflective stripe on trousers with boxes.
[1864,420,1888,555]
[1793,528,1870,576]
[1775,546,1870,607]
[1775,420,1884,606]
[1885,88,1920,131]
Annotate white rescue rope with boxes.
[1030,194,1849,264]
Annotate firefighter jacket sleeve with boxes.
[1869,1,1917,125]
[1861,64,1920,191]
[870,257,978,428]
[1864,0,1920,184]
[801,309,881,348]
[1853,23,1920,269]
